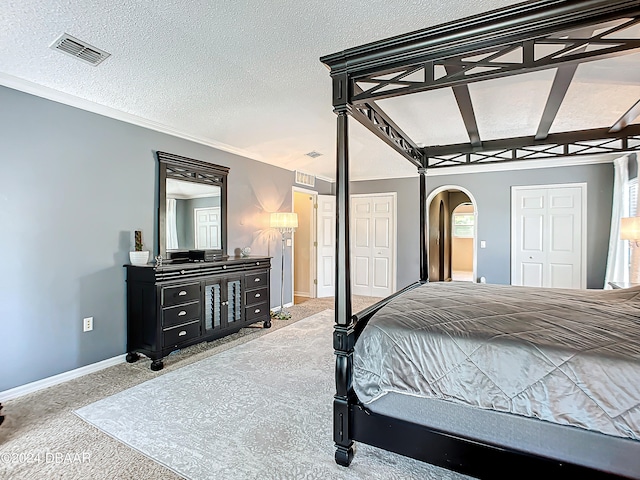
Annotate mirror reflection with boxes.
[166,178,222,251]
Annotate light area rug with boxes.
[75,310,469,480]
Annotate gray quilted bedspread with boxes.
[353,282,640,440]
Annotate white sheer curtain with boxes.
[604,155,630,288]
[166,198,179,250]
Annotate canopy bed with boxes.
[320,1,640,478]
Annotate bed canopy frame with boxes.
[321,1,640,478]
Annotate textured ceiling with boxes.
[0,0,523,181]
[2,1,637,182]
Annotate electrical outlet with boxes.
[83,317,93,332]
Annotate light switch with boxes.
[480,240,486,248]
[286,238,292,247]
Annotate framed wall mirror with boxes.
[157,151,229,262]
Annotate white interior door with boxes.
[316,195,335,298]
[194,207,221,249]
[351,194,396,297]
[512,184,585,289]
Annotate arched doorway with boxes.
[426,186,478,282]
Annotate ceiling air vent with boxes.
[50,33,111,66]
[295,170,316,188]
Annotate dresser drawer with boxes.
[162,283,200,307]
[163,301,200,328]
[163,320,200,348]
[245,287,267,306]
[245,272,268,289]
[245,302,268,322]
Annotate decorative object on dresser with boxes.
[269,212,298,320]
[124,151,272,371]
[129,230,150,265]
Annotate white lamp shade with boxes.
[621,217,640,240]
[270,212,298,230]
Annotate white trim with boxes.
[350,192,398,295]
[510,182,588,289]
[0,354,127,402]
[1,74,335,183]
[0,73,265,164]
[426,185,479,283]
[426,154,616,177]
[314,173,333,183]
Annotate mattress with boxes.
[353,282,640,440]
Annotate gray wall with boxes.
[0,85,329,392]
[352,162,614,291]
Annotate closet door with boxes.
[351,194,396,297]
[512,184,585,289]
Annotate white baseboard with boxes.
[0,354,127,402]
[270,302,294,309]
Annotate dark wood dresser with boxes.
[125,256,271,370]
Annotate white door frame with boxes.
[426,185,478,283]
[292,186,318,300]
[351,192,397,295]
[510,182,587,288]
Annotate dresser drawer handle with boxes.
[254,308,261,314]
[178,290,187,296]
[178,330,187,336]
[254,293,261,298]
[254,278,260,282]
[178,310,187,316]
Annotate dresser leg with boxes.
[150,359,164,371]
[126,352,140,363]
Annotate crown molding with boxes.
[1,73,620,184]
[0,72,267,164]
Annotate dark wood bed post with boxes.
[419,167,428,283]
[332,70,356,467]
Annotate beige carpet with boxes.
[0,296,380,480]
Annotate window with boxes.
[452,213,475,238]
